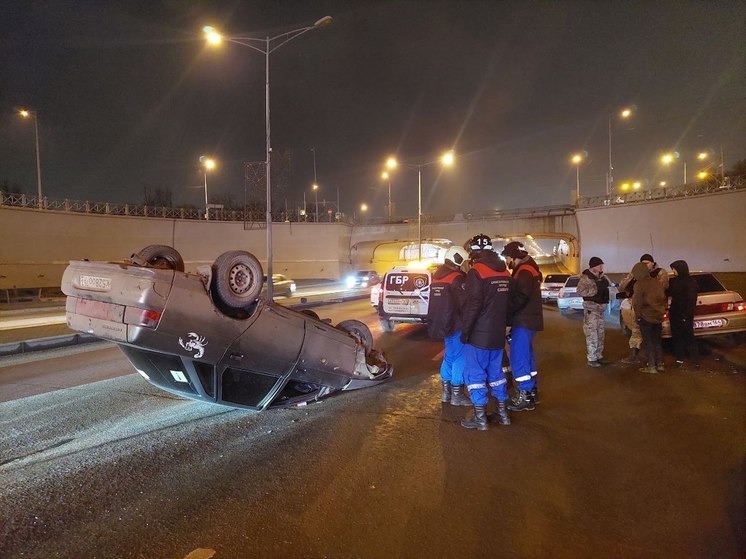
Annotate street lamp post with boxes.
[204,16,332,301]
[607,107,633,196]
[381,171,392,221]
[199,156,216,219]
[312,183,319,222]
[18,109,43,208]
[571,152,586,201]
[385,151,454,261]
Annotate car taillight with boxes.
[695,301,745,315]
[125,307,162,328]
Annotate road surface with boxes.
[1,300,744,558]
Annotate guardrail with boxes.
[577,175,745,209]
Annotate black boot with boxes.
[621,348,639,364]
[461,404,488,431]
[450,384,472,406]
[507,390,536,412]
[441,381,452,403]
[496,401,511,425]
[529,386,539,405]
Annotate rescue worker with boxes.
[631,261,667,373]
[460,234,512,430]
[575,256,611,367]
[501,241,543,411]
[427,246,471,406]
[668,259,700,368]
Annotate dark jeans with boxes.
[670,315,699,363]
[638,318,663,367]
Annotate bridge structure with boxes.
[1,179,744,295]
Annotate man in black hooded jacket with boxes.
[668,260,699,367]
[459,234,513,430]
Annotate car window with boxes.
[564,276,580,287]
[692,274,725,293]
[545,274,569,283]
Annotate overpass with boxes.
[1,183,744,294]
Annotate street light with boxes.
[312,183,319,222]
[570,152,586,200]
[18,108,43,208]
[381,171,393,221]
[660,151,686,184]
[384,150,455,261]
[204,15,332,301]
[199,156,216,219]
[607,107,634,196]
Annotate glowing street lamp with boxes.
[384,150,455,260]
[204,16,332,300]
[360,203,368,212]
[199,156,216,219]
[660,151,687,184]
[18,108,43,208]
[697,171,709,180]
[312,183,319,222]
[570,152,586,200]
[607,107,634,196]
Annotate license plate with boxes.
[78,274,112,291]
[694,318,726,329]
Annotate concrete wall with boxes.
[0,207,353,289]
[2,189,743,290]
[575,189,746,273]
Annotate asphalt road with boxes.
[0,300,744,559]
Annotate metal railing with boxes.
[577,175,745,209]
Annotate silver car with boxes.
[61,245,393,410]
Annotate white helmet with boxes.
[444,246,469,267]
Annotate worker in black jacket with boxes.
[460,234,512,430]
[427,246,471,406]
[668,260,699,368]
[501,241,544,412]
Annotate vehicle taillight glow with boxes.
[125,308,162,328]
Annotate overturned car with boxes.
[61,246,393,410]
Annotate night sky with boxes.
[2,0,745,217]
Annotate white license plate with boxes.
[694,318,726,329]
[78,274,112,291]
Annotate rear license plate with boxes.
[78,274,112,291]
[694,318,726,329]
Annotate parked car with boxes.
[661,272,746,338]
[61,245,393,411]
[370,283,382,309]
[270,274,296,297]
[541,273,571,303]
[345,270,381,289]
[557,274,618,314]
[377,265,432,332]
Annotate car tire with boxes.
[380,318,395,333]
[559,308,572,316]
[136,245,185,272]
[337,319,373,353]
[211,251,264,313]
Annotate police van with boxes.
[377,265,434,332]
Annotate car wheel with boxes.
[380,318,395,333]
[337,319,373,353]
[135,245,185,272]
[300,309,320,321]
[559,308,571,316]
[211,251,264,312]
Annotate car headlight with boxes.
[290,282,296,293]
[345,276,355,288]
